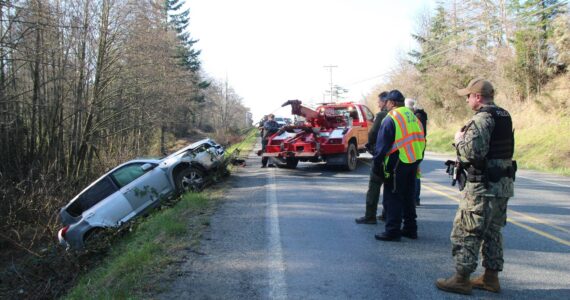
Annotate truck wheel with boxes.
[344,143,358,171]
[285,157,299,169]
[175,167,205,193]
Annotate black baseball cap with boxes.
[386,90,405,103]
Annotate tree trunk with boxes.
[75,0,111,176]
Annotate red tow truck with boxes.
[261,100,375,171]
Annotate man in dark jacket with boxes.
[406,98,428,206]
[355,91,389,224]
[261,114,280,168]
[258,115,268,138]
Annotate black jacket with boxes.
[414,109,428,136]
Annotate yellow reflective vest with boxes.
[384,107,426,167]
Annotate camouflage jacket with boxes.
[455,103,514,197]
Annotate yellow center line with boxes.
[509,210,570,235]
[360,159,570,246]
[506,219,570,247]
[423,180,570,248]
[423,179,570,235]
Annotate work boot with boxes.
[471,269,501,293]
[374,232,401,241]
[435,272,472,295]
[355,216,377,224]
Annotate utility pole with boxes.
[224,73,229,134]
[323,65,337,102]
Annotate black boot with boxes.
[355,216,377,224]
[374,232,400,241]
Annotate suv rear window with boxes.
[67,177,118,217]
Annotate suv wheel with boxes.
[176,167,205,193]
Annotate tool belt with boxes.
[487,162,517,182]
[465,160,517,183]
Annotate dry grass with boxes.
[428,75,570,175]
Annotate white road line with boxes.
[266,169,287,299]
[517,175,570,188]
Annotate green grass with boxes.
[426,117,570,176]
[426,128,457,155]
[513,117,570,175]
[225,128,258,158]
[64,192,210,300]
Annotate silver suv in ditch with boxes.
[57,138,225,250]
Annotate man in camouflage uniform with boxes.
[355,91,389,224]
[436,78,515,295]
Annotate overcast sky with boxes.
[187,0,436,120]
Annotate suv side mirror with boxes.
[141,163,156,172]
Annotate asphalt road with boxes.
[161,141,570,299]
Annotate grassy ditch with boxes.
[63,129,258,299]
[225,128,258,160]
[64,192,213,299]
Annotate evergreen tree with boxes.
[408,5,451,73]
[509,0,565,97]
[165,0,201,71]
[164,0,210,102]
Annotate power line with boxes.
[342,0,569,88]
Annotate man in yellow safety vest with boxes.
[372,90,426,241]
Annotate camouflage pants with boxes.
[451,193,509,275]
[364,160,384,218]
